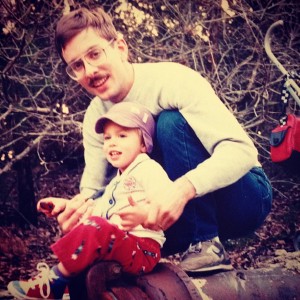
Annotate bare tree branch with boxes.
[0,0,299,176]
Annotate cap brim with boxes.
[95,113,139,134]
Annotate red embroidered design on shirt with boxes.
[123,176,137,191]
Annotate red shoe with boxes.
[7,262,66,299]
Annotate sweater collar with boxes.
[116,153,150,179]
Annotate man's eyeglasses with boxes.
[65,39,115,80]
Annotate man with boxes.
[54,7,272,272]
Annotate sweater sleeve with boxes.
[80,99,114,197]
[163,64,259,196]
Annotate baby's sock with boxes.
[50,265,70,298]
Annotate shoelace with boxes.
[180,242,202,261]
[27,262,58,299]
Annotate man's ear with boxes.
[115,32,129,61]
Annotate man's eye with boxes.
[72,60,84,72]
[88,49,102,60]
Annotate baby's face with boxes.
[103,121,146,172]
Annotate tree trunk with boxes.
[69,262,300,300]
[16,157,37,226]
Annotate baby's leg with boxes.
[51,216,160,275]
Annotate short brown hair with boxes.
[55,7,118,63]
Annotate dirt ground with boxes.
[0,166,299,298]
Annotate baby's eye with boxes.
[103,135,111,140]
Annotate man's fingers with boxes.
[160,207,183,230]
[57,210,77,233]
[143,203,160,230]
[59,206,84,233]
[80,200,94,222]
[160,217,173,231]
[144,205,179,231]
[57,197,87,233]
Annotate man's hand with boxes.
[143,177,196,231]
[56,194,94,233]
[37,197,68,218]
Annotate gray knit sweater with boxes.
[81,62,260,197]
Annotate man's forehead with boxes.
[62,27,106,63]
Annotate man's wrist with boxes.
[174,176,196,203]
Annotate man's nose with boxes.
[84,60,99,77]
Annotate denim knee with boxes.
[156,110,185,140]
[155,110,210,180]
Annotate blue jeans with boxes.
[152,111,272,255]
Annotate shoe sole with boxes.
[7,282,35,300]
[181,262,234,273]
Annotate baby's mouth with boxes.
[110,151,121,158]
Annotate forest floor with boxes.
[0,165,299,299]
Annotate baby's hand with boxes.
[37,197,67,217]
[116,196,148,231]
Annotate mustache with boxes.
[88,74,108,87]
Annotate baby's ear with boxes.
[141,143,147,153]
